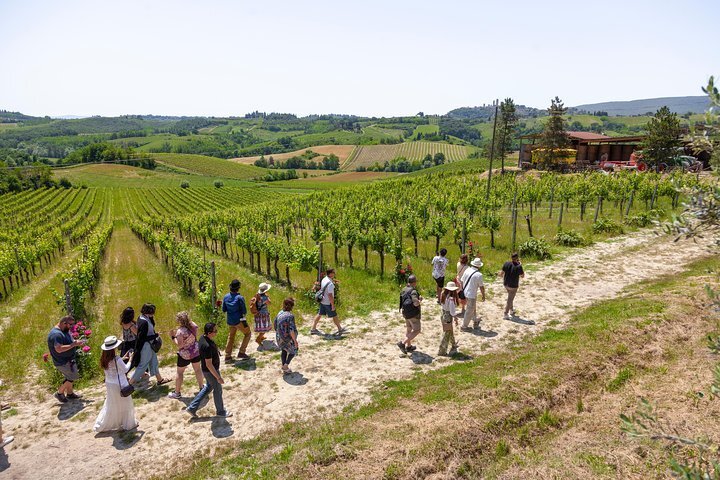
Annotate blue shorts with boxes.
[318,304,337,318]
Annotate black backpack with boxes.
[400,288,420,319]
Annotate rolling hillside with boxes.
[231,145,356,165]
[152,153,267,180]
[346,142,472,169]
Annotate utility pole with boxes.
[485,99,499,202]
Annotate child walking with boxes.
[438,281,460,356]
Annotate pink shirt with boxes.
[176,322,200,360]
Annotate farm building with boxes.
[518,132,644,168]
[519,132,712,169]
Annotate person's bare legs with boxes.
[174,366,186,394]
[312,314,321,330]
[332,316,342,332]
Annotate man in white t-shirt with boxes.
[431,248,449,302]
[311,268,346,337]
[460,257,486,330]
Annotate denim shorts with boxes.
[318,303,337,318]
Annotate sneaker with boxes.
[237,353,250,360]
[504,313,512,320]
[54,392,68,403]
[460,326,473,332]
[224,356,234,364]
[185,407,197,418]
[1,436,14,449]
[310,329,321,335]
[66,392,82,400]
[438,351,449,357]
[217,411,233,418]
[473,322,480,330]
[406,345,417,352]
[396,342,407,354]
[337,327,348,334]
[167,391,182,399]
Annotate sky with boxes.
[0,0,717,118]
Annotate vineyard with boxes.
[347,141,472,169]
[0,186,109,300]
[152,153,267,180]
[115,170,694,327]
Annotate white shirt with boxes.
[104,357,131,388]
[460,266,484,299]
[431,256,449,279]
[320,276,335,306]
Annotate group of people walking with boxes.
[39,254,523,435]
[399,250,524,356]
[44,279,309,433]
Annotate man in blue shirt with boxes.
[47,315,84,403]
[222,279,249,362]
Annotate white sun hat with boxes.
[470,257,484,268]
[101,335,123,351]
[444,281,459,291]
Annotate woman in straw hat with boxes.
[438,281,460,356]
[94,336,138,433]
[251,283,272,350]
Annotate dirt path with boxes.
[0,229,714,479]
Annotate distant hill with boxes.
[571,96,710,116]
[446,104,544,120]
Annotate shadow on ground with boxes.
[94,429,145,450]
[283,372,308,386]
[57,398,92,421]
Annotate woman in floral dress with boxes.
[273,297,298,374]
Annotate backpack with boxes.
[314,279,331,303]
[250,295,260,315]
[400,288,420,319]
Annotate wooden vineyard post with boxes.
[594,196,602,223]
[83,245,88,263]
[210,261,217,312]
[625,190,635,216]
[548,186,555,219]
[63,279,72,316]
[317,243,323,281]
[485,99,499,202]
[511,189,518,250]
[461,218,467,254]
[525,215,533,237]
[557,202,564,228]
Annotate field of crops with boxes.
[152,153,266,180]
[0,186,109,299]
[52,163,262,188]
[233,145,357,166]
[347,141,472,169]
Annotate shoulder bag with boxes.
[115,359,135,397]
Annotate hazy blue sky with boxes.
[0,0,717,117]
